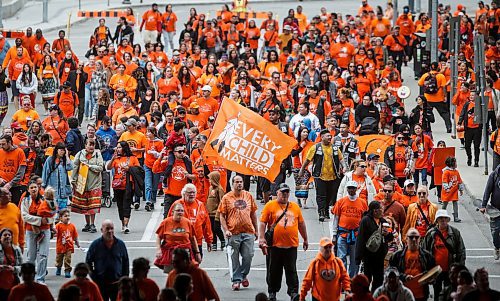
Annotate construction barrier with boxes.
[216,11,268,19]
[77,11,126,18]
[0,30,25,38]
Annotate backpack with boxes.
[424,73,439,94]
[359,117,379,136]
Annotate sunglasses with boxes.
[396,137,405,140]
[383,189,393,193]
[417,192,427,196]
[407,236,420,240]
[359,165,367,168]
[174,150,185,153]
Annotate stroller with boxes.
[101,170,112,208]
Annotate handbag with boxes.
[264,202,289,247]
[366,223,382,252]
[111,157,130,189]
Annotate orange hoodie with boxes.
[300,253,351,301]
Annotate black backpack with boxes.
[424,73,439,94]
[359,117,379,136]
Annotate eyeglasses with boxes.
[396,137,405,141]
[174,209,184,212]
[359,165,367,168]
[417,192,427,196]
[407,236,420,240]
[186,191,196,194]
[174,150,185,153]
[383,189,394,193]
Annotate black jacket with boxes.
[409,105,435,133]
[355,215,392,264]
[113,25,134,44]
[126,166,145,199]
[355,103,380,126]
[463,289,500,301]
[482,165,500,210]
[67,70,88,98]
[66,129,85,157]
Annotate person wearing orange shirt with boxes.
[384,132,415,188]
[54,208,80,278]
[422,210,466,301]
[219,175,258,291]
[167,183,213,258]
[60,263,103,301]
[331,181,368,278]
[140,3,162,45]
[295,6,308,33]
[0,135,27,206]
[258,183,308,300]
[244,20,261,52]
[458,94,481,167]
[8,263,55,301]
[2,38,30,70]
[161,4,178,53]
[411,124,434,187]
[30,29,48,61]
[122,258,160,301]
[300,237,351,301]
[54,82,79,118]
[7,47,33,106]
[418,62,452,132]
[143,127,164,211]
[194,85,220,121]
[109,64,138,100]
[330,34,355,70]
[51,30,71,57]
[11,97,39,131]
[42,104,70,145]
[383,26,408,72]
[441,157,464,223]
[263,23,279,52]
[370,12,391,38]
[0,188,25,250]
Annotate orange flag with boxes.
[203,99,297,181]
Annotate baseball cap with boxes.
[404,179,415,187]
[277,183,290,192]
[189,102,200,109]
[49,104,60,111]
[173,50,180,56]
[346,181,358,188]
[201,85,212,92]
[315,43,323,48]
[319,237,333,247]
[124,118,138,127]
[268,105,282,114]
[383,175,396,183]
[62,81,71,88]
[10,122,21,130]
[284,25,292,31]
[177,107,186,114]
[367,153,380,160]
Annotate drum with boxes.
[397,86,411,99]
[418,265,442,285]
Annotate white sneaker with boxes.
[495,249,500,260]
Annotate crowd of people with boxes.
[0,0,500,300]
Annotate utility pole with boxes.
[473,34,489,175]
[429,0,438,62]
[43,0,48,23]
[449,17,460,138]
[0,1,3,28]
[393,0,398,26]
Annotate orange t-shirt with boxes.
[414,202,430,237]
[218,190,257,235]
[118,131,147,159]
[55,222,78,254]
[330,42,355,69]
[394,145,407,178]
[61,279,102,301]
[54,91,79,118]
[352,174,368,200]
[412,134,434,170]
[142,10,162,31]
[11,109,40,131]
[260,201,304,248]
[404,249,425,299]
[196,97,219,119]
[135,278,160,301]
[434,229,450,272]
[332,196,368,232]
[42,116,69,145]
[441,168,462,202]
[162,12,178,32]
[7,283,54,301]
[155,217,195,246]
[110,156,141,190]
[167,199,212,245]
[145,139,164,168]
[165,159,189,197]
[0,148,27,183]
[158,77,180,95]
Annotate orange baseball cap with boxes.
[319,237,333,247]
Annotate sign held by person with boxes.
[204,99,296,181]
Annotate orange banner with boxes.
[357,134,394,161]
[203,99,297,181]
[433,147,455,185]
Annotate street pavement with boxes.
[1,0,499,299]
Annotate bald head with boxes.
[101,219,114,241]
[406,227,420,250]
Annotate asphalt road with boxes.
[2,0,498,299]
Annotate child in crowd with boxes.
[33,186,57,242]
[441,156,464,222]
[55,208,80,278]
[389,106,409,133]
[206,171,226,251]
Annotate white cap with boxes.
[284,25,292,31]
[404,179,415,187]
[434,209,451,222]
[201,85,212,92]
[346,181,358,188]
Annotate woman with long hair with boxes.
[158,66,182,103]
[0,227,23,299]
[20,179,54,283]
[409,95,435,137]
[316,70,336,102]
[291,126,314,208]
[41,142,73,211]
[90,61,108,120]
[42,104,69,145]
[257,88,285,119]
[16,64,38,109]
[178,66,197,102]
[96,87,110,124]
[37,55,58,115]
[107,141,140,233]
[143,127,164,212]
[338,158,377,203]
[354,64,374,100]
[26,120,45,140]
[197,62,223,100]
[71,139,104,233]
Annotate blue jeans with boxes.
[84,83,95,118]
[228,233,255,283]
[491,216,500,249]
[144,165,160,204]
[162,30,175,53]
[336,235,358,278]
[414,168,428,186]
[26,229,50,283]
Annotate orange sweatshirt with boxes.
[0,203,25,248]
[300,253,351,301]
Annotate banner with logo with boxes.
[203,99,297,181]
[75,163,89,195]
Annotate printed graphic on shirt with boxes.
[320,269,336,281]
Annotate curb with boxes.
[23,0,320,33]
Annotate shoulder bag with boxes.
[366,222,382,253]
[264,202,289,247]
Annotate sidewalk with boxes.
[1,0,286,32]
